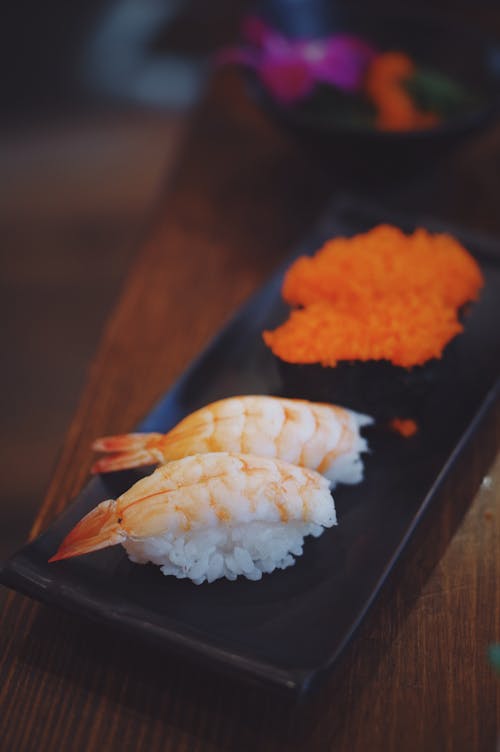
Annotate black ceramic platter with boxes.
[1,198,499,697]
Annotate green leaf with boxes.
[405,68,480,118]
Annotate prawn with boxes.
[92,395,372,486]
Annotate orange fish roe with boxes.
[263,298,462,368]
[364,52,440,131]
[264,225,483,369]
[283,225,483,311]
[389,418,418,437]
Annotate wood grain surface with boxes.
[1,70,499,752]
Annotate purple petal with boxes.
[298,34,378,92]
[242,15,300,61]
[258,58,315,104]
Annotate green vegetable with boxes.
[405,68,480,118]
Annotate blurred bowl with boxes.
[247,6,500,180]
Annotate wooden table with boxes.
[1,71,499,752]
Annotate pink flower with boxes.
[215,16,378,105]
[259,57,315,104]
[298,35,377,92]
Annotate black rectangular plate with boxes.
[2,197,499,696]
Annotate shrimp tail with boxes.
[91,433,163,474]
[49,499,125,562]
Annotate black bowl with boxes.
[247,5,500,180]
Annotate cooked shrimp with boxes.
[92,395,372,486]
[49,452,336,583]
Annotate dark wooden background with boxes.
[1,1,500,749]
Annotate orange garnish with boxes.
[364,52,440,131]
[389,418,418,437]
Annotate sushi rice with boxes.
[125,519,328,585]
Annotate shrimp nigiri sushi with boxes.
[50,452,336,584]
[92,395,372,487]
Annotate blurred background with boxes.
[1,0,500,563]
[0,0,240,562]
